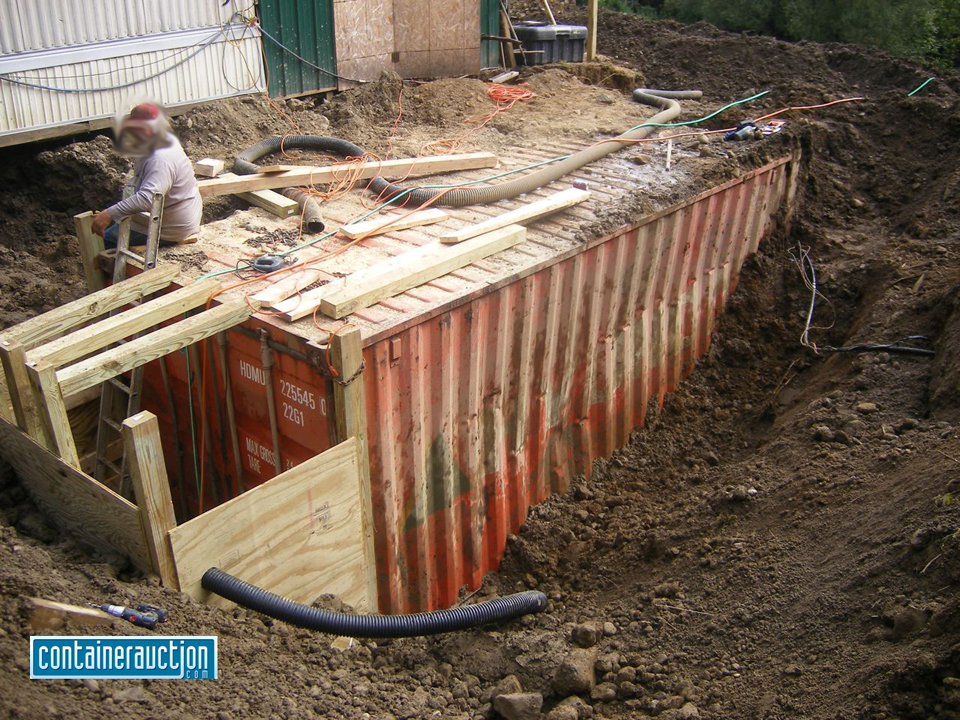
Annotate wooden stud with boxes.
[439,188,590,244]
[123,412,179,588]
[74,211,106,293]
[26,360,79,468]
[196,152,499,198]
[30,598,116,631]
[340,208,449,240]
[56,301,254,398]
[586,0,598,61]
[251,269,325,307]
[237,190,299,217]
[500,11,517,69]
[320,225,528,319]
[330,327,378,611]
[194,158,225,177]
[28,279,221,368]
[0,265,179,351]
[0,340,49,446]
[0,364,12,423]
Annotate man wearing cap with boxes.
[91,103,202,247]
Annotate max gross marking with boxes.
[30,637,218,679]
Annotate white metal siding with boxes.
[0,0,241,54]
[0,32,265,138]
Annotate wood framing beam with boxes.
[0,265,179,351]
[28,279,220,368]
[215,173,300,217]
[196,152,500,198]
[56,301,254,398]
[319,225,528,319]
[586,0,598,61]
[0,340,50,446]
[75,211,106,293]
[194,158,224,177]
[0,416,150,570]
[26,361,79,468]
[340,208,449,240]
[123,412,178,587]
[251,269,325,307]
[330,327,378,611]
[439,188,591,244]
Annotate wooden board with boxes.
[251,269,327,307]
[319,225,528,319]
[257,164,301,174]
[194,158,224,177]
[196,152,499,198]
[56,301,254,398]
[74,212,105,293]
[0,416,149,570]
[28,279,220,368]
[0,265,179,351]
[215,173,300,217]
[340,208,448,240]
[30,598,116,631]
[168,437,369,610]
[439,188,591,244]
[586,0,598,61]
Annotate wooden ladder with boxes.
[94,193,164,491]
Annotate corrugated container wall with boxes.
[0,1,264,145]
[363,158,796,613]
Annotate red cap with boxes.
[128,103,161,121]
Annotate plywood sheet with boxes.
[168,437,370,610]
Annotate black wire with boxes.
[255,24,368,85]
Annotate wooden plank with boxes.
[30,598,116,631]
[340,208,449,240]
[586,0,598,61]
[28,280,221,368]
[273,284,336,321]
[196,152,500,198]
[251,269,326,307]
[194,158,224,177]
[27,361,79,468]
[0,416,149,569]
[168,437,369,610]
[123,412,178,588]
[0,364,12,423]
[439,188,590,244]
[56,301,254,398]
[236,190,299,217]
[320,225,528,319]
[75,211,106,293]
[256,164,301,173]
[0,340,49,446]
[0,265,180,351]
[330,328,378,611]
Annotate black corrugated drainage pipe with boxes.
[280,188,325,233]
[231,88,702,209]
[202,567,548,638]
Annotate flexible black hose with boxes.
[231,88,701,209]
[281,188,325,233]
[202,567,548,638]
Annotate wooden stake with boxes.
[500,10,517,69]
[439,188,590,244]
[0,340,49,446]
[30,598,115,631]
[74,211,106,293]
[123,411,179,588]
[330,326,378,611]
[340,208,449,240]
[586,0,599,61]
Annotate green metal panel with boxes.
[258,0,337,97]
[480,0,501,68]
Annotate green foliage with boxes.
[617,0,960,68]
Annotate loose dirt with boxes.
[1,9,960,720]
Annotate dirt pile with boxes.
[1,8,960,720]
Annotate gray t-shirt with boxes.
[107,135,202,242]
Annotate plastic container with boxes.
[512,23,587,65]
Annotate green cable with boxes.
[908,77,935,97]
[194,90,769,282]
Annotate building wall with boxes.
[334,0,483,81]
[0,2,264,145]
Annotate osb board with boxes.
[168,437,370,611]
[0,417,149,570]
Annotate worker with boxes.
[91,103,202,247]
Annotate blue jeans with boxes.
[103,222,148,249]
